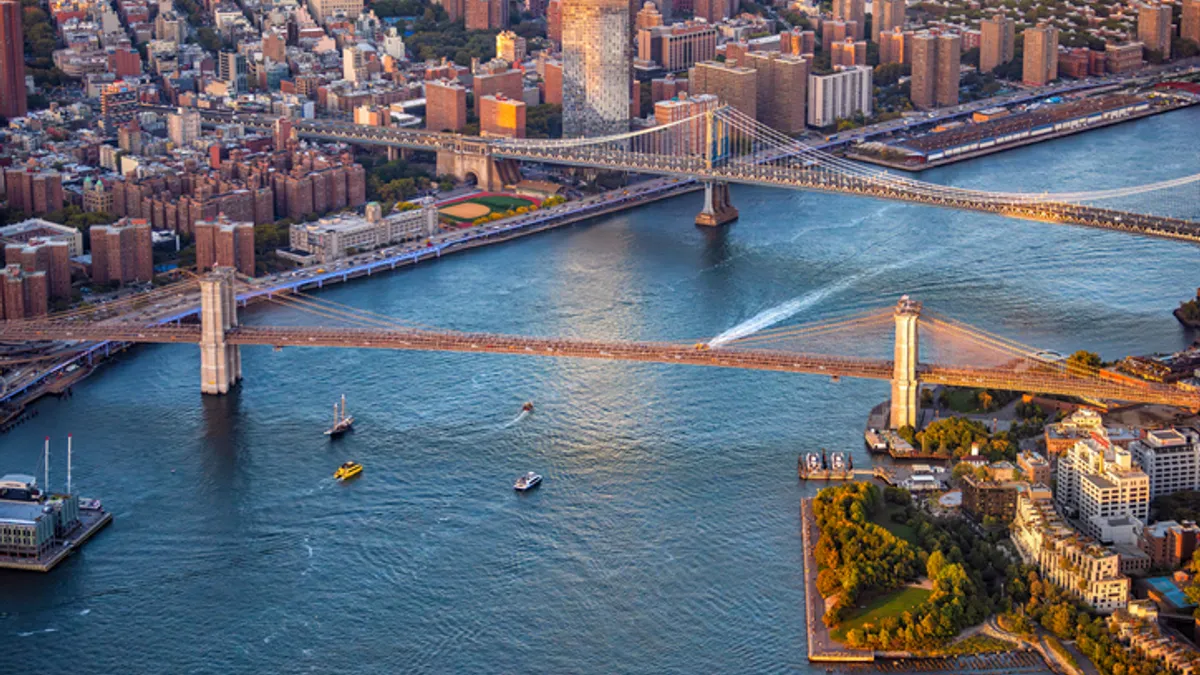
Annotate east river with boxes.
[1,108,1198,673]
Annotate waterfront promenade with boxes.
[800,497,875,663]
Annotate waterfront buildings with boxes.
[910,32,959,109]
[1011,486,1130,613]
[807,65,872,127]
[480,95,527,138]
[1130,428,1200,499]
[562,0,631,137]
[0,475,80,561]
[426,80,468,132]
[284,206,439,263]
[1137,1,1173,60]
[742,51,808,134]
[195,216,256,277]
[1023,24,1060,87]
[1140,520,1200,568]
[0,0,26,120]
[89,218,153,284]
[873,0,905,44]
[1045,409,1139,454]
[1057,437,1150,543]
[980,14,1015,74]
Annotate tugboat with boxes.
[334,461,363,481]
[324,394,355,437]
[522,401,534,413]
[513,471,542,491]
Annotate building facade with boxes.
[873,0,905,43]
[980,14,1015,73]
[1023,24,1059,86]
[1130,428,1200,500]
[807,65,872,127]
[688,60,757,120]
[910,32,959,109]
[1011,486,1130,613]
[832,0,865,40]
[1140,520,1200,569]
[425,80,468,132]
[287,207,439,263]
[195,215,256,277]
[480,95,527,138]
[1137,2,1173,59]
[89,218,154,285]
[961,475,1019,523]
[743,51,808,134]
[562,0,631,137]
[1057,438,1151,542]
[1184,0,1200,48]
[0,0,27,120]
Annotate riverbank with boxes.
[800,497,875,663]
[847,98,1196,172]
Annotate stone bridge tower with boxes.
[890,295,921,429]
[199,267,241,394]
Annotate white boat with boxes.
[513,472,542,491]
[325,394,355,437]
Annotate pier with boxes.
[0,505,112,572]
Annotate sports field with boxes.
[438,194,538,223]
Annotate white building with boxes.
[382,28,407,61]
[1130,428,1200,500]
[807,65,873,127]
[0,219,85,257]
[167,107,201,147]
[1057,437,1150,543]
[1011,485,1130,613]
[285,205,438,263]
[562,0,631,137]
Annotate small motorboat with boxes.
[513,471,542,491]
[522,401,534,413]
[334,461,363,481]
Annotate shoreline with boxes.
[0,179,703,412]
[846,100,1196,172]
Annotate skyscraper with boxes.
[0,0,27,120]
[872,0,904,44]
[562,0,631,137]
[832,0,865,41]
[910,32,959,109]
[1138,2,1173,59]
[979,14,1015,73]
[1022,24,1059,86]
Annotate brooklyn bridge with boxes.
[1,269,1195,428]
[172,105,1200,241]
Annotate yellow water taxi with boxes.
[334,461,363,481]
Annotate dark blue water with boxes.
[1,108,1198,673]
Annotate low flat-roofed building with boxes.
[1141,519,1200,569]
[1018,450,1051,485]
[285,205,438,263]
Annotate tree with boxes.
[926,550,946,579]
[1066,350,1102,376]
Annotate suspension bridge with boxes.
[1,269,1196,427]
[188,105,1200,241]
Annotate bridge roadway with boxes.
[3,321,1197,410]
[180,110,1197,242]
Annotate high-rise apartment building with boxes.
[425,80,468,132]
[807,65,872,127]
[496,31,527,64]
[89,218,154,285]
[1023,24,1059,86]
[873,0,904,43]
[635,1,662,30]
[1130,428,1200,500]
[910,32,959,109]
[480,95,527,138]
[1011,486,1130,614]
[343,44,370,83]
[831,38,867,66]
[832,0,865,40]
[0,264,47,319]
[195,216,256,277]
[1057,438,1150,543]
[219,52,248,93]
[4,170,64,216]
[781,29,816,56]
[0,0,26,120]
[547,0,562,45]
[693,0,731,23]
[878,27,911,64]
[653,92,718,155]
[309,0,362,23]
[562,0,631,137]
[168,107,201,147]
[1184,0,1200,47]
[637,21,718,72]
[542,59,563,105]
[3,239,70,301]
[688,60,757,119]
[100,83,139,131]
[1140,520,1200,569]
[466,0,509,30]
[743,51,808,134]
[1138,2,1173,59]
[980,14,1015,73]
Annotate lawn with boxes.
[943,387,984,414]
[873,503,918,545]
[438,194,538,223]
[831,586,933,642]
[934,635,1017,656]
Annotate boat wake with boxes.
[17,628,58,637]
[501,410,529,429]
[708,252,934,347]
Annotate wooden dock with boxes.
[798,459,895,484]
[0,508,113,572]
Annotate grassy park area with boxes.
[830,586,933,642]
[438,194,538,223]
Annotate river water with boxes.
[1,108,1197,673]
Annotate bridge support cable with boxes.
[719,309,894,350]
[38,279,201,324]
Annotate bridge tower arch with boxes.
[199,267,242,395]
[436,146,506,191]
[890,295,921,429]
